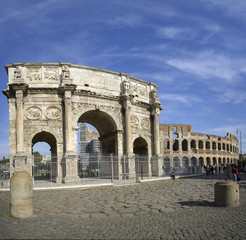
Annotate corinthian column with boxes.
[123,99,133,154]
[64,91,72,153]
[16,89,24,153]
[152,108,160,155]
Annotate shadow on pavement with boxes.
[177,200,214,207]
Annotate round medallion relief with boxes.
[45,106,61,119]
[25,107,42,120]
[141,118,150,129]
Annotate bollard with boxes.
[10,171,33,218]
[214,181,239,207]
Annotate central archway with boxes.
[78,110,117,154]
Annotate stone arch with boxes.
[191,140,196,149]
[133,137,148,155]
[212,157,217,165]
[206,157,211,165]
[133,137,149,177]
[218,143,221,150]
[173,139,179,151]
[173,156,180,168]
[182,139,188,151]
[198,140,203,149]
[212,142,216,150]
[163,157,171,175]
[31,131,58,181]
[198,157,204,166]
[78,110,118,155]
[206,141,210,150]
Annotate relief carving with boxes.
[44,68,59,81]
[131,116,139,127]
[25,107,42,120]
[45,106,61,119]
[141,118,150,129]
[138,84,147,97]
[26,68,41,81]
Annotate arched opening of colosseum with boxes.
[182,139,188,151]
[218,158,222,164]
[206,157,211,165]
[173,157,180,170]
[218,143,221,150]
[133,137,148,176]
[163,157,171,175]
[198,140,203,149]
[77,110,117,155]
[206,141,210,150]
[198,157,204,166]
[212,142,216,150]
[173,139,179,151]
[223,158,226,164]
[213,157,217,165]
[182,157,189,169]
[191,140,196,149]
[191,157,197,172]
[222,143,225,150]
[226,144,229,152]
[32,131,57,181]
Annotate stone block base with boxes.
[214,181,239,207]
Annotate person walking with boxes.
[232,166,238,183]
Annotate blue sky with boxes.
[0,0,245,156]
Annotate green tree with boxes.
[33,151,42,163]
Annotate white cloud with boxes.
[212,88,246,104]
[159,93,202,104]
[201,124,246,153]
[156,27,196,40]
[202,0,246,19]
[166,50,246,83]
[104,15,143,27]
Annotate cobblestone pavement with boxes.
[0,173,246,239]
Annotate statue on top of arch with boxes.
[14,66,22,79]
[61,65,71,79]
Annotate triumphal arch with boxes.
[3,63,162,183]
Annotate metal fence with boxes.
[1,154,204,186]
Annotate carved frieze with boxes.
[25,107,42,120]
[44,67,59,81]
[45,106,61,119]
[26,68,41,81]
[138,84,147,97]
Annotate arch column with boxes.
[60,84,79,183]
[151,108,160,155]
[123,99,133,154]
[11,84,30,175]
[121,97,135,178]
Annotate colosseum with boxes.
[159,124,239,175]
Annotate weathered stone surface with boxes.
[214,180,239,207]
[3,63,162,182]
[10,171,33,218]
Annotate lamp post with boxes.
[236,129,242,172]
[236,129,242,159]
